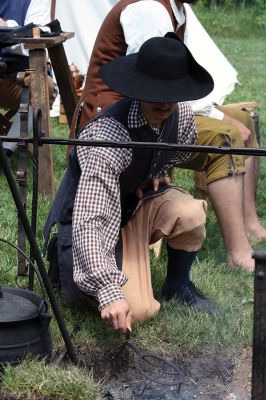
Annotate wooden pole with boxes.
[252,250,266,400]
[29,47,54,196]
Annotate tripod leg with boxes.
[0,142,77,364]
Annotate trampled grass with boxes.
[0,13,266,400]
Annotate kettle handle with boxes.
[0,238,46,300]
[39,298,49,314]
[39,311,52,336]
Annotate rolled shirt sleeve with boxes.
[187,99,225,120]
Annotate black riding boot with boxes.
[162,245,220,315]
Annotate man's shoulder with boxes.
[123,0,170,13]
[177,102,195,132]
[79,116,130,143]
[178,102,194,118]
[178,102,193,113]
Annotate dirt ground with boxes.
[225,347,252,400]
[0,346,252,399]
[80,344,252,399]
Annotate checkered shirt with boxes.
[72,100,197,311]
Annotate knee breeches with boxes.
[121,188,207,322]
[178,106,259,183]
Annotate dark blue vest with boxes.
[43,99,180,247]
[0,0,31,75]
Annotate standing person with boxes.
[71,0,265,272]
[45,36,220,332]
[0,0,56,160]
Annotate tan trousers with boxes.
[121,188,207,323]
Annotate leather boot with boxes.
[162,245,220,316]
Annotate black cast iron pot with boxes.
[0,285,52,365]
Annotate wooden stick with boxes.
[32,27,41,39]
[226,101,258,109]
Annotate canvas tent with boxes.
[55,0,118,75]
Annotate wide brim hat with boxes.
[99,33,214,103]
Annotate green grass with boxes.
[1,360,101,400]
[1,12,266,399]
[195,4,266,37]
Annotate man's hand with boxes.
[0,18,7,27]
[223,113,251,143]
[136,176,172,198]
[101,299,132,333]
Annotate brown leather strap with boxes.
[50,0,56,21]
[176,23,185,42]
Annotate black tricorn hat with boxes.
[99,33,214,103]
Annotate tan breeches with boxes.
[121,188,207,323]
[179,105,259,183]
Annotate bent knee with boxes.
[168,200,207,247]
[170,198,207,227]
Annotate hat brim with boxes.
[99,51,214,103]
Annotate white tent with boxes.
[55,0,118,75]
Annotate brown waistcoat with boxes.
[72,0,181,135]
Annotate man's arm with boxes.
[223,113,251,142]
[73,119,132,332]
[187,98,225,120]
[0,18,7,26]
[5,0,51,56]
[3,0,51,27]
[189,100,251,141]
[24,0,51,26]
[120,1,173,54]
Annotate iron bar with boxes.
[28,108,41,291]
[1,135,266,157]
[252,250,266,400]
[16,84,30,276]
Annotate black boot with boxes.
[162,245,220,316]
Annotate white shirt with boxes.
[5,0,51,56]
[120,0,238,120]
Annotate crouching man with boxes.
[44,35,219,333]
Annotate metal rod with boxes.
[0,142,77,364]
[252,250,266,400]
[16,85,30,276]
[1,135,266,157]
[28,107,41,291]
[53,324,81,365]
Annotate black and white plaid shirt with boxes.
[72,100,197,310]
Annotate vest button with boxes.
[96,107,102,113]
